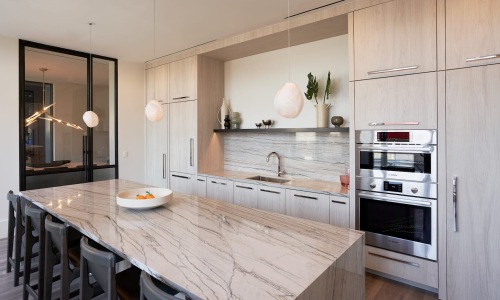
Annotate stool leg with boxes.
[6,205,15,273]
[13,220,23,287]
[44,234,56,300]
[23,220,32,300]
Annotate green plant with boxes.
[323,71,331,103]
[304,72,319,104]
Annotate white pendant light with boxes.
[273,0,304,119]
[145,0,164,122]
[84,22,99,128]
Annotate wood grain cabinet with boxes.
[257,186,286,214]
[446,0,500,69]
[169,100,197,174]
[169,56,197,102]
[233,181,258,209]
[354,72,437,130]
[206,177,233,203]
[145,65,169,187]
[285,190,329,223]
[169,171,196,195]
[329,195,349,228]
[196,175,207,197]
[353,0,437,80]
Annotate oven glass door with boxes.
[359,150,431,174]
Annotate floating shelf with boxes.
[214,127,349,133]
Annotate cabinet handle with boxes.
[173,174,190,180]
[453,175,458,232]
[368,252,420,267]
[294,194,317,200]
[162,154,166,179]
[331,200,347,205]
[235,185,253,190]
[189,138,194,167]
[260,189,280,195]
[197,179,205,182]
[367,65,419,75]
[465,54,499,62]
[368,122,419,126]
[172,96,189,100]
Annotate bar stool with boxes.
[140,271,187,300]
[44,216,81,300]
[23,205,46,300]
[80,237,141,300]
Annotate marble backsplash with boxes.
[223,131,349,182]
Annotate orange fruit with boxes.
[145,191,155,199]
[136,194,146,200]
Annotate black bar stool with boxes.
[140,271,187,300]
[80,236,141,300]
[23,205,47,300]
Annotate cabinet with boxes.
[257,186,286,214]
[446,0,500,69]
[445,65,500,299]
[233,181,258,209]
[145,65,169,187]
[206,177,233,203]
[285,190,329,223]
[169,171,196,195]
[353,0,436,80]
[169,100,197,174]
[196,176,207,197]
[169,56,197,101]
[329,195,349,228]
[354,72,437,130]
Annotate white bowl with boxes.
[116,188,173,209]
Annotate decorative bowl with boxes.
[331,116,344,128]
[116,188,173,209]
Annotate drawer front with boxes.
[207,177,233,203]
[257,186,286,214]
[233,181,258,209]
[170,172,195,195]
[196,176,207,198]
[285,190,329,223]
[329,195,350,228]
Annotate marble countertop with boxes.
[200,170,349,196]
[21,179,363,300]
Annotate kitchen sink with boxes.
[246,175,291,184]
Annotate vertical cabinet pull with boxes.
[453,176,458,232]
[189,138,194,167]
[162,154,166,179]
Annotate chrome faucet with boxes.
[266,152,285,177]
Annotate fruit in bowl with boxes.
[136,191,155,199]
[117,188,172,209]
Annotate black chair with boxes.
[80,236,141,300]
[44,216,81,300]
[140,271,186,300]
[23,205,47,300]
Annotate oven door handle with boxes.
[358,191,432,207]
[358,145,435,153]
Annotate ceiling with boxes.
[0,0,339,63]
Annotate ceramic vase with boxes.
[315,103,329,128]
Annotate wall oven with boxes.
[356,130,437,261]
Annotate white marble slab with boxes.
[21,179,364,300]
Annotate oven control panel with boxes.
[356,177,437,199]
[384,181,403,193]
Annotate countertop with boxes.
[200,170,349,197]
[21,179,364,300]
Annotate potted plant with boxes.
[305,71,331,128]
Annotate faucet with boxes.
[266,152,285,177]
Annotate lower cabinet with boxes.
[206,177,233,203]
[196,176,207,197]
[170,171,196,195]
[233,181,258,209]
[329,195,350,228]
[257,186,286,214]
[286,190,330,223]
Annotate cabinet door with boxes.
[170,56,197,101]
[145,66,169,187]
[257,186,285,214]
[233,181,258,209]
[446,65,500,299]
[206,177,233,203]
[329,195,349,228]
[286,190,329,223]
[196,176,207,198]
[354,0,436,80]
[354,72,437,130]
[169,100,197,174]
[169,172,195,195]
[446,0,500,69]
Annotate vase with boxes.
[218,98,229,129]
[331,116,344,128]
[224,115,231,129]
[315,103,329,128]
[231,112,241,129]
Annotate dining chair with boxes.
[140,271,187,300]
[23,205,46,300]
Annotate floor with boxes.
[1,238,438,299]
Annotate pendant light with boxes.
[83,22,99,128]
[145,0,164,122]
[274,0,304,119]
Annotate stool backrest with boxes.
[80,237,116,300]
[7,190,21,220]
[45,217,68,253]
[140,271,180,300]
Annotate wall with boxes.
[0,35,19,238]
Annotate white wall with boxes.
[117,60,146,183]
[0,35,19,238]
[224,35,349,129]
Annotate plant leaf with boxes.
[324,71,331,103]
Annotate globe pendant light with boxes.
[274,0,304,119]
[145,0,164,122]
[83,22,99,128]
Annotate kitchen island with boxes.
[21,179,364,299]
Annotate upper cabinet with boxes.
[353,0,437,80]
[169,56,198,102]
[446,0,500,69]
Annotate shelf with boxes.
[214,127,349,133]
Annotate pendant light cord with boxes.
[287,0,291,82]
[153,0,156,100]
[89,22,94,110]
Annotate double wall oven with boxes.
[355,130,437,261]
